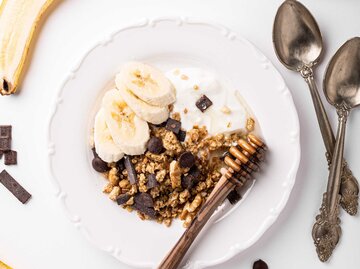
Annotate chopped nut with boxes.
[179,189,190,204]
[169,160,181,188]
[246,117,255,132]
[108,167,119,186]
[109,186,120,201]
[103,183,113,193]
[180,74,189,80]
[173,69,180,76]
[193,84,199,90]
[188,194,202,212]
[227,122,232,128]
[126,196,134,205]
[221,106,231,114]
[119,179,130,189]
[184,108,188,114]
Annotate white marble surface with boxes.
[0,0,360,268]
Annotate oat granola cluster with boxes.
[98,113,250,227]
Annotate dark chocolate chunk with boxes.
[253,259,268,269]
[116,193,131,205]
[132,203,157,219]
[134,192,154,208]
[147,137,163,154]
[182,174,197,189]
[4,150,17,165]
[124,156,137,184]
[182,166,201,189]
[147,173,159,189]
[178,151,195,168]
[177,130,187,142]
[227,189,242,205]
[189,166,201,178]
[165,118,181,134]
[92,157,110,173]
[92,147,99,158]
[0,150,3,159]
[0,170,31,204]
[196,95,213,112]
[0,125,12,138]
[0,137,11,151]
[116,159,125,173]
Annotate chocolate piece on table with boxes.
[165,118,181,134]
[0,137,11,151]
[132,203,157,219]
[253,259,268,269]
[189,166,201,178]
[147,137,163,154]
[4,150,17,165]
[134,192,154,208]
[147,173,159,189]
[0,170,31,204]
[178,151,195,168]
[116,193,131,205]
[177,130,187,142]
[0,125,11,138]
[92,157,109,173]
[124,156,137,185]
[195,95,213,112]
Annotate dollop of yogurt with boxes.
[166,67,254,135]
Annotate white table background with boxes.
[1,0,360,268]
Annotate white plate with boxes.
[47,17,300,269]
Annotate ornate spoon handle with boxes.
[302,67,358,215]
[312,108,349,261]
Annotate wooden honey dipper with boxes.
[158,134,267,269]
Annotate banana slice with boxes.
[116,62,176,106]
[94,109,124,163]
[0,0,55,95]
[102,89,149,155]
[117,81,169,124]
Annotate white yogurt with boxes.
[166,67,253,135]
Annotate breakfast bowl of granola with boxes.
[48,17,300,268]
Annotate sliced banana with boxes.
[117,81,169,124]
[116,62,176,106]
[102,89,149,155]
[94,109,124,163]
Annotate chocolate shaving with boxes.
[177,130,187,142]
[165,118,181,134]
[146,173,159,189]
[196,95,213,112]
[178,151,195,168]
[134,192,154,208]
[124,156,137,184]
[0,170,31,204]
[132,203,157,219]
[4,150,17,165]
[116,193,131,205]
[147,137,163,154]
[92,157,109,173]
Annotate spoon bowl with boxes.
[273,0,323,71]
[324,37,360,108]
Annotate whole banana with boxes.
[0,0,55,95]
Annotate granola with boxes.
[97,117,249,227]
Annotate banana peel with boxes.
[0,260,12,269]
[0,0,55,95]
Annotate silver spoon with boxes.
[312,37,360,261]
[273,0,359,215]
